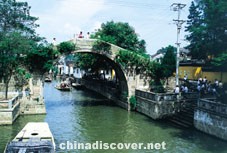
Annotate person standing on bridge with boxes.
[86,32,90,39]
[78,31,83,38]
[52,38,57,46]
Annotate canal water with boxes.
[0,81,227,153]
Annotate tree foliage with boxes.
[26,44,58,73]
[0,0,39,38]
[116,49,165,92]
[57,41,75,54]
[92,40,111,55]
[0,0,41,99]
[157,45,177,54]
[93,21,146,53]
[161,46,176,79]
[0,31,34,99]
[115,49,150,71]
[211,52,227,71]
[185,0,227,60]
[74,53,99,72]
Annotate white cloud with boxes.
[33,0,105,42]
[92,21,102,31]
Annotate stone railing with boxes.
[0,94,19,109]
[197,98,227,117]
[135,89,182,119]
[181,92,199,100]
[74,38,95,50]
[135,89,198,102]
[135,89,178,102]
[73,38,123,60]
[0,93,20,125]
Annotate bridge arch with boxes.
[73,51,129,103]
[53,38,142,109]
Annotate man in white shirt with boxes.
[174,85,180,94]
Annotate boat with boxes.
[4,122,55,153]
[55,83,71,91]
[71,83,84,90]
[44,77,52,82]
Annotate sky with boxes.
[23,0,193,55]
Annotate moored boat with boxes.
[4,122,55,153]
[44,77,52,82]
[55,83,71,91]
[71,83,84,90]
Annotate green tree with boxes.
[185,0,227,59]
[201,0,227,56]
[157,45,177,54]
[92,40,111,55]
[185,1,206,59]
[0,0,40,99]
[26,43,58,73]
[57,41,75,54]
[148,62,165,93]
[93,21,146,53]
[161,46,176,83]
[115,49,150,71]
[0,0,39,37]
[211,52,227,71]
[74,53,112,74]
[0,32,33,99]
[115,49,165,92]
[74,53,99,72]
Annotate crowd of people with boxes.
[196,77,223,96]
[174,76,224,97]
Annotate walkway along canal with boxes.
[0,81,227,152]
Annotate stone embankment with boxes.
[194,98,227,141]
[0,76,46,125]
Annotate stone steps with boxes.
[168,101,196,128]
[168,117,193,128]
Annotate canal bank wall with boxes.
[135,90,181,119]
[80,79,128,109]
[81,79,182,119]
[0,76,46,125]
[194,98,227,141]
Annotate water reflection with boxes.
[0,81,227,153]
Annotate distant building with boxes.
[73,68,84,79]
[150,53,164,63]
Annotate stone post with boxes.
[29,78,33,95]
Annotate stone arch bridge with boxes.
[70,38,147,109]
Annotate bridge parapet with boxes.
[73,38,123,60]
[74,38,94,50]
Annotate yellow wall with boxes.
[179,66,227,83]
[203,71,227,83]
[179,66,202,80]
